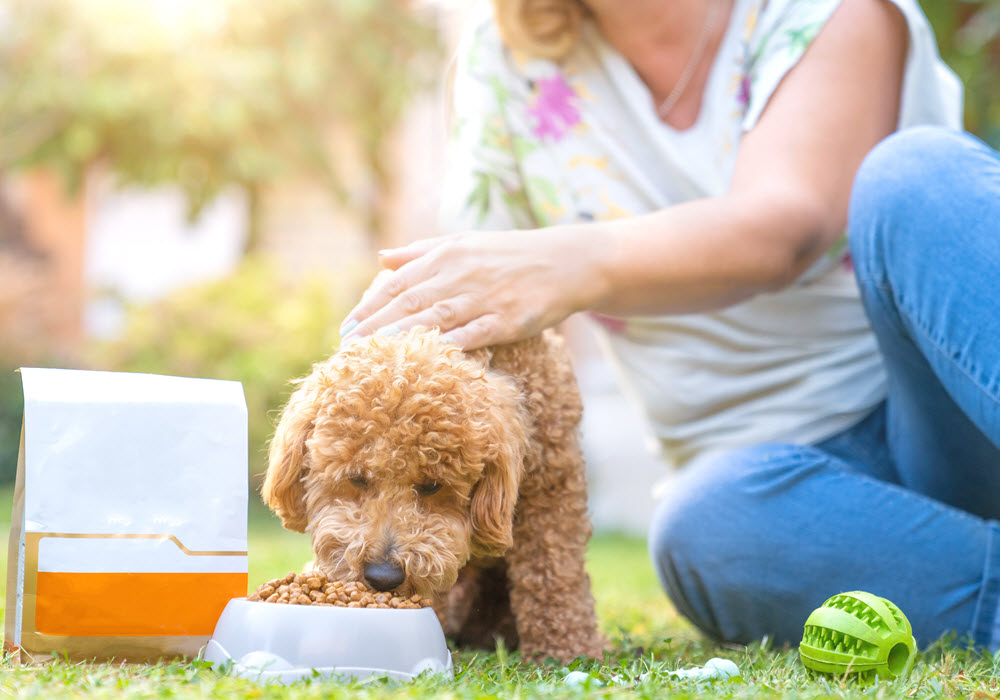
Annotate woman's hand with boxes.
[340,225,608,350]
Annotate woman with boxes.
[339,0,994,649]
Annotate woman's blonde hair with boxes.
[490,0,585,61]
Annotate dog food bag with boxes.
[4,368,248,662]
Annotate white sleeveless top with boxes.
[440,0,962,469]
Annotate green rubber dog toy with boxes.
[800,591,916,682]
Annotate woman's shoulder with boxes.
[746,0,841,52]
[741,0,961,129]
[747,0,949,58]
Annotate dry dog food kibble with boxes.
[247,572,432,609]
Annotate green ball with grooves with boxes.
[799,591,916,683]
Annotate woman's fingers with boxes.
[389,293,479,336]
[341,237,451,336]
[349,285,475,341]
[378,236,446,270]
[340,262,426,336]
[441,314,509,350]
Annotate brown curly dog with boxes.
[261,326,606,661]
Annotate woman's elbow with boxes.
[743,190,840,292]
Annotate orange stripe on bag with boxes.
[35,572,247,636]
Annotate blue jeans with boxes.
[649,126,1000,650]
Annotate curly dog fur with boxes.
[262,327,605,661]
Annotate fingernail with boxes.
[442,335,456,344]
[376,325,402,337]
[377,249,395,257]
[340,319,358,336]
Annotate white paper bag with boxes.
[4,368,248,662]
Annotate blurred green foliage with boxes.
[924,0,1000,146]
[0,0,439,245]
[0,370,22,484]
[93,257,355,484]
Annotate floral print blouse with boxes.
[440,0,962,470]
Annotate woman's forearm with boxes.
[578,187,836,318]
[344,186,842,348]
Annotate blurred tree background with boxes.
[0,0,439,249]
[1,0,1000,488]
[0,0,440,485]
[924,0,1000,146]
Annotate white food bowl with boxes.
[203,598,453,684]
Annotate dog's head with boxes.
[262,328,529,596]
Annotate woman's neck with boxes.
[582,0,733,129]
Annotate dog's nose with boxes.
[363,560,405,591]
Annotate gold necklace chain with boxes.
[657,0,725,120]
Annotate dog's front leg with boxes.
[505,464,607,662]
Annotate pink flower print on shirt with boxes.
[737,74,751,109]
[589,311,627,335]
[528,74,581,142]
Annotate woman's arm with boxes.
[343,0,907,348]
[598,0,907,316]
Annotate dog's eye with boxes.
[348,475,369,489]
[415,481,442,496]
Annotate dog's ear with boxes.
[262,379,318,532]
[470,374,529,557]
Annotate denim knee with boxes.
[849,126,988,283]
[648,444,832,644]
[851,126,980,219]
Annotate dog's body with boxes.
[263,327,605,661]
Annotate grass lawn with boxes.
[0,489,996,698]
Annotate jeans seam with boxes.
[893,291,1000,415]
[973,522,1000,649]
[856,199,1000,411]
[853,235,908,345]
